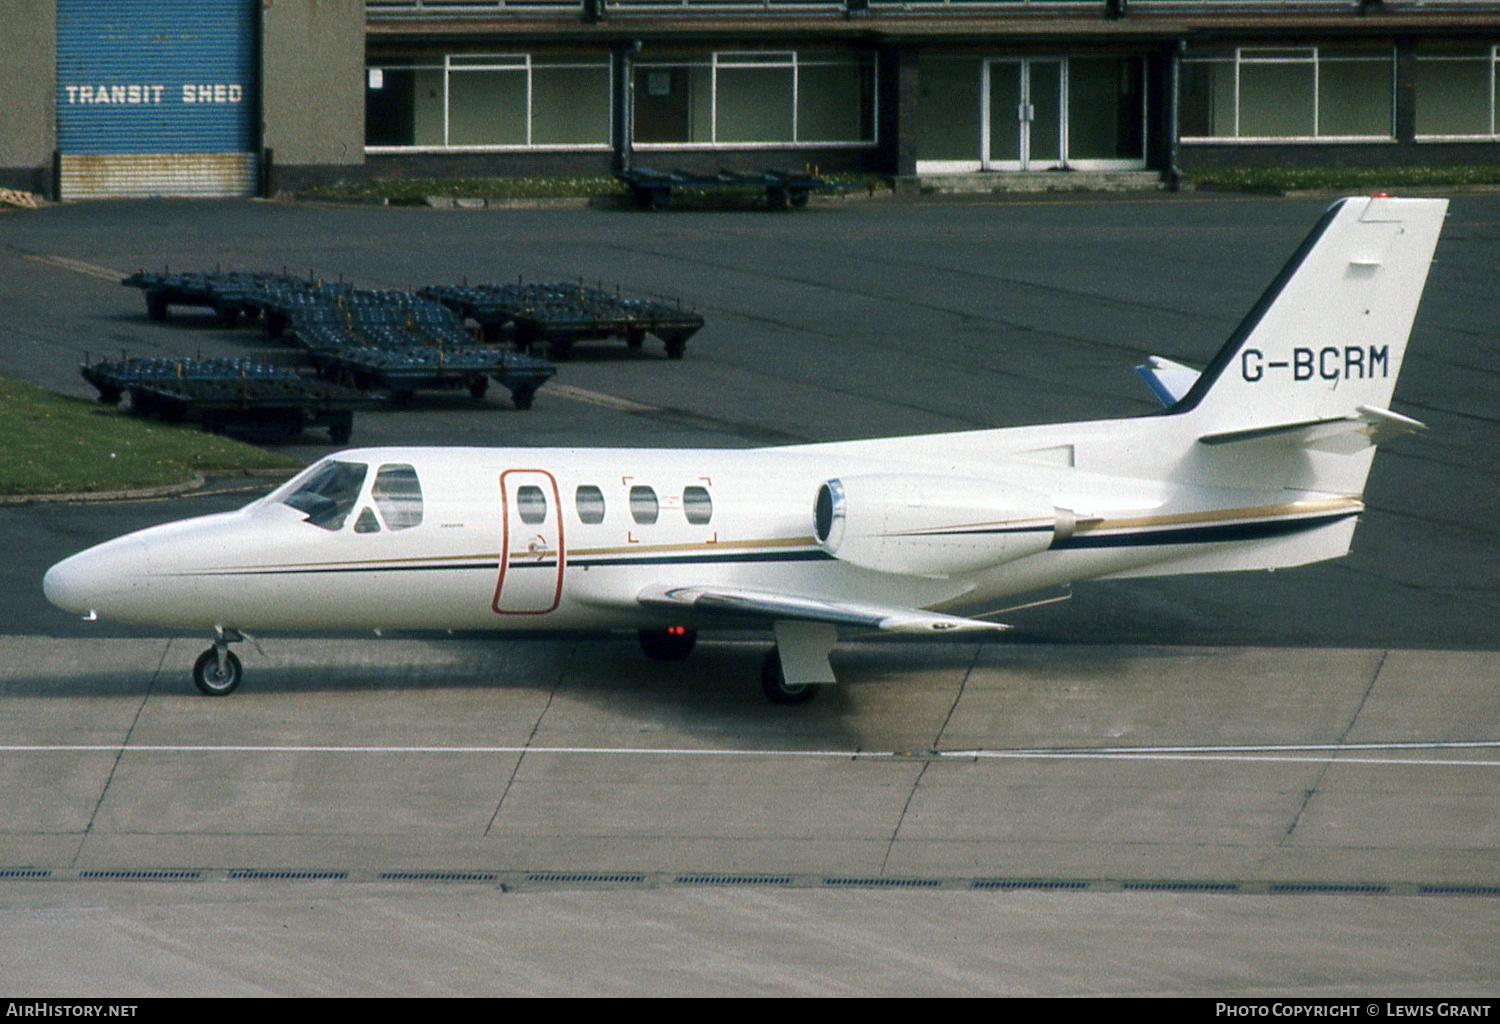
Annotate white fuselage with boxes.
[42,416,1362,636]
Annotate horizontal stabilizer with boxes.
[1198,404,1427,454]
[1136,357,1202,408]
[638,584,1009,634]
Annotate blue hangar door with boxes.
[56,0,259,199]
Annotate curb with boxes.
[0,468,297,506]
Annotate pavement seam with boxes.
[1278,648,1391,847]
[485,685,556,838]
[877,642,985,875]
[70,638,172,869]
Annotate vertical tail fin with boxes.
[1168,196,1446,494]
[1172,196,1445,433]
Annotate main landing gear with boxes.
[638,625,698,661]
[192,627,245,696]
[760,648,816,705]
[638,621,834,704]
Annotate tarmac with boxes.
[0,193,1496,996]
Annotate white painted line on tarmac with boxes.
[24,254,124,282]
[545,382,662,414]
[2,740,1497,768]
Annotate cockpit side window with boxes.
[372,464,424,531]
[282,460,368,531]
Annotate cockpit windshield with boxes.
[282,460,368,530]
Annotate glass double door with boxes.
[984,59,1064,170]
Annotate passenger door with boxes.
[493,469,565,615]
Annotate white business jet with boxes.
[45,196,1446,702]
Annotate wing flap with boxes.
[638,584,1009,635]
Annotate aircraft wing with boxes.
[637,583,1010,635]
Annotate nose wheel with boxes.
[192,628,246,696]
[193,648,242,696]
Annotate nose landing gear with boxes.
[192,627,246,696]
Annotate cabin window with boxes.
[516,485,548,525]
[282,460,368,531]
[629,485,659,524]
[373,464,423,530]
[575,484,606,524]
[354,507,381,534]
[683,485,713,525]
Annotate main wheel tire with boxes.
[638,626,697,662]
[193,648,243,697]
[761,648,816,705]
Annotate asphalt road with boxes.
[0,193,1496,997]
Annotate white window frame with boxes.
[365,51,614,153]
[632,49,879,150]
[1414,46,1499,141]
[1180,45,1396,144]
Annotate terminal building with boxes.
[2,0,1498,200]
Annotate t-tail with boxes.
[1137,195,1447,497]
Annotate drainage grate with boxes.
[1269,882,1389,895]
[675,874,795,887]
[1122,881,1241,893]
[525,872,646,885]
[379,871,499,883]
[972,879,1090,891]
[229,870,349,881]
[822,877,944,889]
[79,870,200,881]
[1419,884,1500,897]
[0,868,52,880]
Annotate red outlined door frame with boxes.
[493,469,565,615]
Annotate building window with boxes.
[1415,46,1499,139]
[365,52,611,150]
[1180,46,1394,142]
[632,50,875,147]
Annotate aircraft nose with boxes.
[43,538,151,617]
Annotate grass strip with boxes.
[0,376,301,496]
[1192,164,1500,192]
[295,173,882,204]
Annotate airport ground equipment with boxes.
[307,346,555,410]
[80,356,373,444]
[121,270,322,326]
[282,291,557,408]
[421,281,704,359]
[119,274,558,410]
[616,166,833,212]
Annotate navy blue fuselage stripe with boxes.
[1051,512,1357,550]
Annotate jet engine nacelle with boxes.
[813,474,1072,578]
